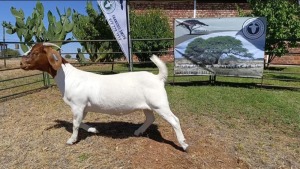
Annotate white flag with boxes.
[98,0,129,61]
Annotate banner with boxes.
[174,17,267,78]
[98,0,129,61]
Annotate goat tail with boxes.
[150,55,168,82]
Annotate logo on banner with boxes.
[100,0,116,14]
[242,18,265,40]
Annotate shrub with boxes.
[130,9,172,62]
[64,54,72,59]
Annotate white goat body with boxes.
[56,62,166,115]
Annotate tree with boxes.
[2,1,74,52]
[72,1,119,62]
[130,9,173,62]
[246,0,300,65]
[185,36,253,65]
[72,5,172,62]
[64,54,72,59]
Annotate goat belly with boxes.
[84,100,149,115]
[83,87,151,115]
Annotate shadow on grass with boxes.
[170,81,300,91]
[265,67,286,71]
[119,62,157,69]
[47,119,184,152]
[268,74,300,82]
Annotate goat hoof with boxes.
[183,146,190,153]
[66,138,76,145]
[180,141,189,152]
[134,130,142,136]
[88,127,99,133]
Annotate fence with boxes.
[1,39,300,102]
[0,39,174,102]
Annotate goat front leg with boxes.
[67,106,85,145]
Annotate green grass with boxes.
[167,85,300,135]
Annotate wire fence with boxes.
[0,39,300,102]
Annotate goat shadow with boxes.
[46,120,184,151]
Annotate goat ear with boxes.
[45,47,62,70]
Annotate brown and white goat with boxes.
[20,43,189,151]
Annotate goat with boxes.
[20,43,189,151]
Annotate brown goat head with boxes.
[20,43,67,77]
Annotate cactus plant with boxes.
[2,1,74,52]
[76,48,87,66]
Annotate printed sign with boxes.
[98,0,129,61]
[174,17,267,78]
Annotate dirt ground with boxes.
[1,87,300,169]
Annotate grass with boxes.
[78,153,90,162]
[167,85,300,135]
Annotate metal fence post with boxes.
[2,25,7,68]
[42,72,51,87]
[46,73,50,87]
[42,72,46,87]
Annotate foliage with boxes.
[1,1,74,52]
[76,48,87,66]
[72,6,172,62]
[72,1,119,62]
[185,36,253,65]
[130,9,173,62]
[64,54,72,59]
[0,48,20,57]
[246,0,300,64]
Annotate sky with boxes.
[0,0,100,57]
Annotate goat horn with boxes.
[23,47,32,55]
[43,42,61,50]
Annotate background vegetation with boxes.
[130,9,173,61]
[244,0,300,65]
[2,1,172,63]
[0,48,20,58]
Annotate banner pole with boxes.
[126,0,133,71]
[193,0,196,18]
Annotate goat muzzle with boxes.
[20,56,31,70]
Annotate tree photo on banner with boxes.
[174,17,267,78]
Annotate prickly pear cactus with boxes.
[76,48,87,66]
[2,1,74,52]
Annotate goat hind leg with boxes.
[155,108,189,151]
[134,110,155,136]
[79,112,99,133]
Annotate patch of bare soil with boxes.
[0,87,299,168]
